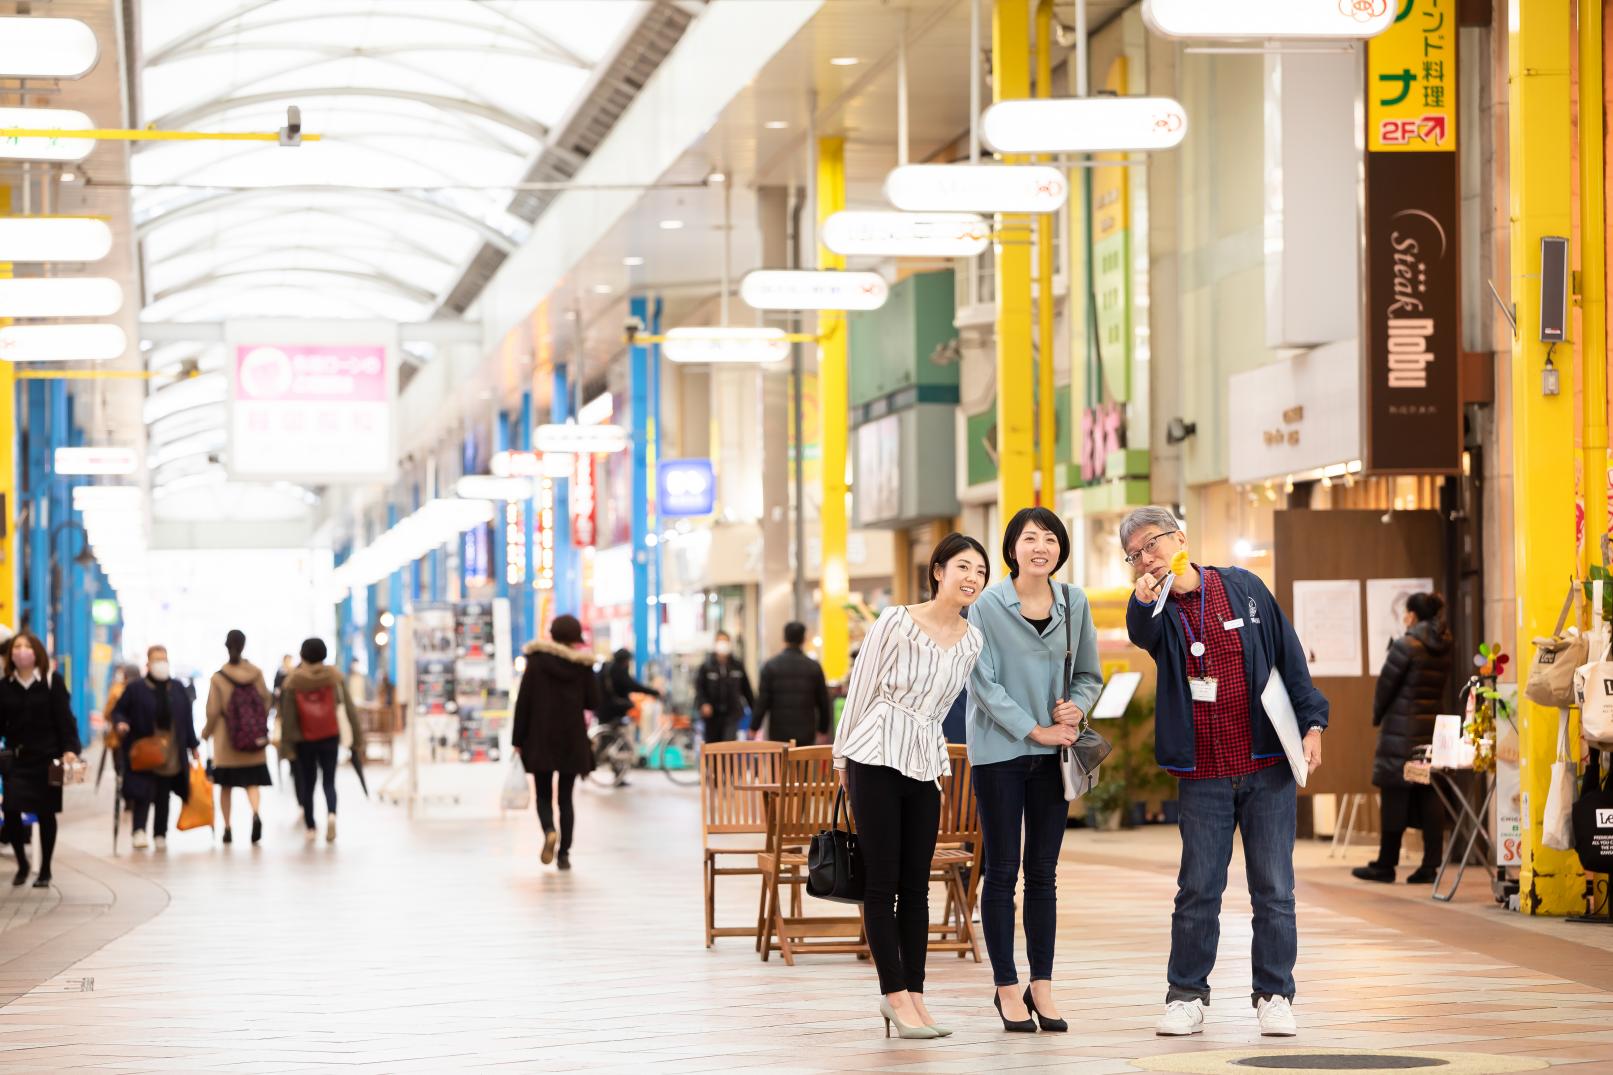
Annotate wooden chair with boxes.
[756,744,867,963]
[700,740,786,948]
[930,743,982,961]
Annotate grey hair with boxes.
[1119,506,1184,551]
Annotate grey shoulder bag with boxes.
[1059,583,1113,801]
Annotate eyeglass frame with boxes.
[1123,529,1180,566]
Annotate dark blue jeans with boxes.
[1168,763,1297,1006]
[972,753,1066,987]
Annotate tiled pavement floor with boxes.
[0,764,1607,1072]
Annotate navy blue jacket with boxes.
[1126,566,1328,773]
[111,677,200,802]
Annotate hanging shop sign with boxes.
[1079,403,1126,485]
[0,323,126,362]
[0,17,99,79]
[1363,0,1461,474]
[571,450,598,547]
[1091,58,1135,402]
[0,106,95,162]
[884,163,1068,214]
[533,476,556,591]
[503,501,527,587]
[657,458,717,517]
[1141,0,1395,40]
[740,270,889,311]
[534,422,629,454]
[664,327,791,364]
[225,322,397,483]
[1228,342,1362,485]
[0,216,112,262]
[981,97,1188,154]
[0,277,121,317]
[53,445,138,476]
[821,211,991,258]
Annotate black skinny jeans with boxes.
[131,787,174,836]
[7,811,56,873]
[294,738,340,828]
[846,759,939,996]
[534,770,577,853]
[973,753,1066,987]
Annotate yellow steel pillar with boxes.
[994,0,1036,523]
[0,185,14,633]
[1035,0,1057,505]
[817,136,850,681]
[1510,0,1582,914]
[1581,0,1608,569]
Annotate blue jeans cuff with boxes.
[1166,986,1209,1006]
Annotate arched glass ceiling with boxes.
[134,0,645,325]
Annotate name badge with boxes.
[1189,677,1219,704]
[1223,618,1245,630]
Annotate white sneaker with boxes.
[1156,999,1205,1036]
[1257,996,1297,1037]
[326,815,337,843]
[153,836,166,852]
[131,830,149,850]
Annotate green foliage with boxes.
[1085,693,1174,826]
[1585,564,1613,625]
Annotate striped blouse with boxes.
[833,605,984,782]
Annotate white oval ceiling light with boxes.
[0,17,99,79]
[822,211,991,258]
[0,107,96,162]
[0,277,123,317]
[1141,0,1395,39]
[982,97,1189,154]
[0,323,126,362]
[0,217,113,263]
[884,164,1069,214]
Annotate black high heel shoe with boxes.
[994,991,1037,1033]
[1024,986,1068,1032]
[11,850,29,887]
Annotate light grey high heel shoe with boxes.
[880,997,940,1040]
[911,995,952,1037]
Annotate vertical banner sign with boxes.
[1091,57,1133,405]
[1364,0,1461,473]
[571,451,597,547]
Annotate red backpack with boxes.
[224,678,270,752]
[297,685,340,741]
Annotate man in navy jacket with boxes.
[1121,507,1327,1040]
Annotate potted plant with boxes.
[1084,778,1129,831]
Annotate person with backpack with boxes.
[278,638,364,843]
[201,630,274,845]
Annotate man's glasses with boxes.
[1123,530,1179,566]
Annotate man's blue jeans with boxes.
[1167,763,1297,1006]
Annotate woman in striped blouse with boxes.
[833,533,989,1040]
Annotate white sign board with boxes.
[1227,342,1362,485]
[1290,579,1363,678]
[1365,577,1435,675]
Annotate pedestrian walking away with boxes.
[1356,592,1453,885]
[1121,506,1328,1039]
[278,638,365,844]
[0,632,82,887]
[834,532,988,1041]
[202,630,275,846]
[112,645,202,851]
[694,631,753,743]
[966,507,1102,1033]
[512,614,601,870]
[753,622,832,746]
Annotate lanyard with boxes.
[1174,578,1208,677]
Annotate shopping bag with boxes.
[1542,711,1577,852]
[1576,639,1613,747]
[1526,582,1588,708]
[500,758,530,811]
[177,763,215,832]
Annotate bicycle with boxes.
[588,719,636,787]
[638,700,701,786]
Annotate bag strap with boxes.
[831,785,848,833]
[1062,583,1073,701]
[1552,577,1580,636]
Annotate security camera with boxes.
[279,105,303,147]
[1165,417,1197,446]
[624,315,645,344]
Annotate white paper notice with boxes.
[1290,579,1364,678]
[1151,571,1176,618]
[1365,577,1435,675]
[1260,670,1308,789]
[1430,713,1464,769]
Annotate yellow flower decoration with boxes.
[1169,550,1190,576]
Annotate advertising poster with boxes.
[454,602,509,761]
[1365,577,1435,675]
[412,605,456,717]
[1290,580,1364,678]
[1495,706,1523,867]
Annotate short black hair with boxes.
[550,615,583,645]
[928,532,991,596]
[225,629,246,652]
[1002,507,1070,578]
[612,648,632,664]
[1406,592,1445,622]
[783,622,807,646]
[299,637,328,664]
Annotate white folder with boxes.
[1260,669,1309,788]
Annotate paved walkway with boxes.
[0,763,1608,1072]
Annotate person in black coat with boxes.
[0,632,81,888]
[111,644,201,851]
[694,631,754,743]
[753,622,831,745]
[1355,592,1453,884]
[512,615,602,870]
[597,648,660,725]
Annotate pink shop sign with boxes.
[235,343,388,403]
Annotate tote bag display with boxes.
[1542,711,1577,852]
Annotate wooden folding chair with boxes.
[700,740,786,948]
[931,744,982,961]
[756,744,867,963]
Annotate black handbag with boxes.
[1058,584,1113,800]
[1573,751,1613,874]
[807,786,865,904]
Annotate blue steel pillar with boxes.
[517,390,535,645]
[629,296,654,679]
[386,503,402,686]
[551,365,575,616]
[649,297,663,669]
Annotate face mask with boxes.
[714,642,732,658]
[150,661,171,681]
[11,648,35,672]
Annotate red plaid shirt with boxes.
[1167,566,1280,780]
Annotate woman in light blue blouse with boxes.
[967,507,1103,1033]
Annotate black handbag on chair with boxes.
[807,786,865,904]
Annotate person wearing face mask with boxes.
[693,630,753,744]
[112,645,201,851]
[0,632,81,887]
[966,507,1102,1033]
[834,533,989,1041]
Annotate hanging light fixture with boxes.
[0,107,96,162]
[982,97,1189,154]
[0,217,113,263]
[1141,0,1395,39]
[663,327,791,364]
[0,323,126,362]
[739,270,890,311]
[0,277,123,317]
[884,164,1069,214]
[0,17,99,79]
[821,211,991,258]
